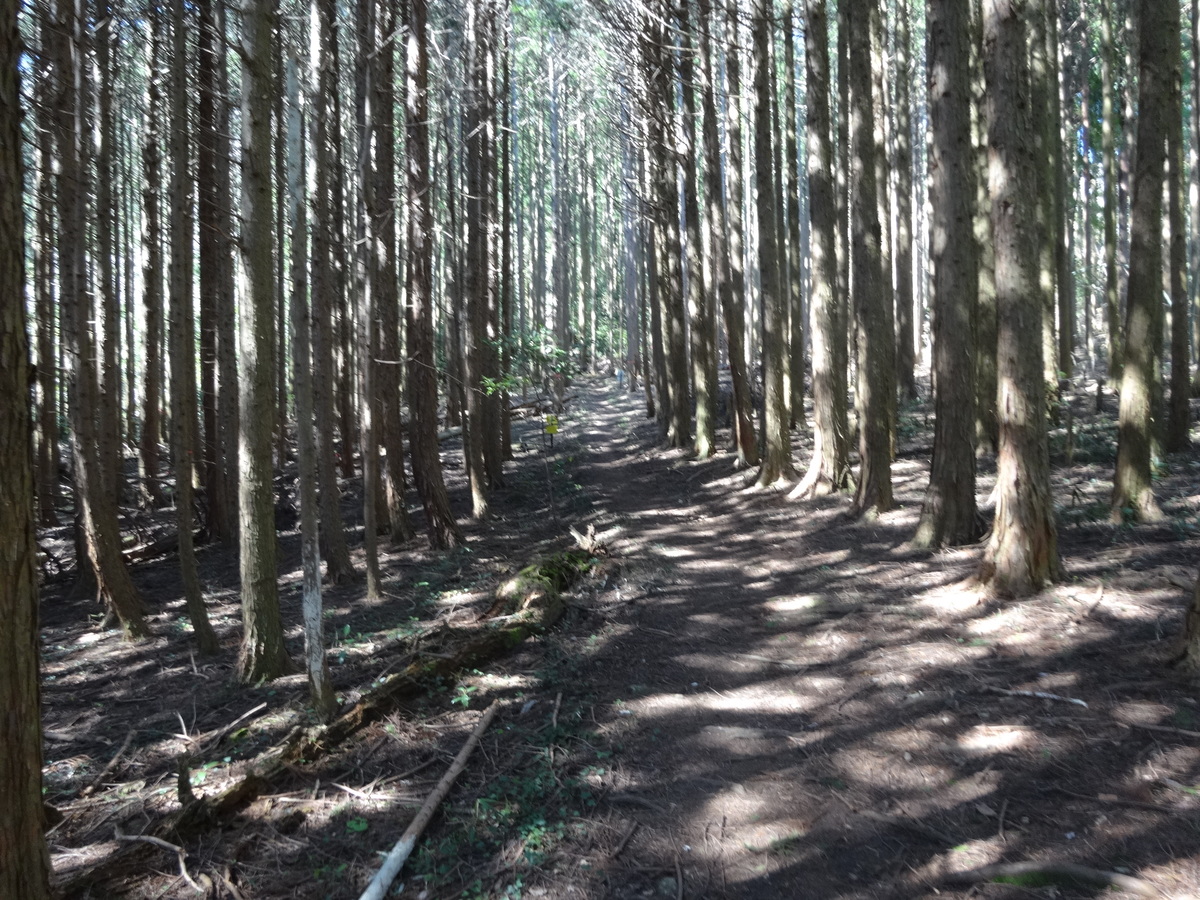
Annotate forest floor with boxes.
[37,373,1200,900]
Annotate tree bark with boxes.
[1100,0,1122,382]
[237,0,292,681]
[407,0,464,550]
[0,0,52,887]
[793,0,850,498]
[722,0,759,468]
[978,0,1061,596]
[893,0,916,401]
[1111,0,1171,522]
[1164,0,1189,453]
[913,0,978,548]
[311,0,357,582]
[848,0,891,515]
[292,52,336,721]
[783,0,806,429]
[752,0,795,487]
[170,0,219,654]
[140,11,166,508]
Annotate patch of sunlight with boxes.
[871,727,941,753]
[634,689,814,717]
[955,724,1038,754]
[76,631,110,647]
[1111,700,1174,726]
[916,582,984,613]
[832,748,951,791]
[764,594,825,613]
[966,607,1025,635]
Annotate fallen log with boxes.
[55,547,593,897]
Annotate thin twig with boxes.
[551,691,563,730]
[997,797,1009,842]
[1122,720,1200,740]
[82,729,135,797]
[674,855,684,900]
[113,828,208,895]
[979,685,1089,708]
[611,821,639,860]
[944,860,1162,898]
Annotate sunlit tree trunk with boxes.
[794,0,850,498]
[1100,0,1122,382]
[783,0,806,429]
[894,0,916,401]
[971,0,998,454]
[848,0,890,515]
[0,0,51,886]
[33,42,59,527]
[681,1,716,459]
[1112,0,1171,523]
[722,0,759,468]
[913,0,978,548]
[752,0,795,487]
[292,51,335,721]
[237,0,292,681]
[140,11,166,508]
[978,0,1061,596]
[1164,1,1189,453]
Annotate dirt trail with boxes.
[523,376,1200,900]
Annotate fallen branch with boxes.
[979,685,1089,708]
[114,827,210,895]
[943,860,1162,898]
[81,729,135,797]
[358,702,501,900]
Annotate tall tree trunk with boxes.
[54,0,150,639]
[1111,0,1171,523]
[912,0,978,548]
[1191,0,1200,396]
[972,0,998,454]
[464,0,491,518]
[1051,8,1074,381]
[1165,1,1189,453]
[310,0,357,582]
[198,0,233,543]
[170,0,219,654]
[752,0,795,487]
[869,0,896,455]
[292,53,335,721]
[406,0,463,550]
[1100,0,1122,381]
[0,0,52,886]
[681,1,716,459]
[794,0,850,497]
[1029,0,1058,404]
[893,0,916,401]
[783,0,806,429]
[978,0,1061,596]
[358,0,384,597]
[33,46,59,527]
[140,12,166,508]
[848,0,891,515]
[237,0,292,681]
[722,0,759,468]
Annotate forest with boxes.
[4,0,1200,896]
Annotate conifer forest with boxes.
[8,0,1200,896]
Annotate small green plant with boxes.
[452,684,478,708]
[345,817,369,834]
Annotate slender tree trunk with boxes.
[681,2,716,459]
[1100,0,1122,382]
[1050,8,1074,382]
[894,0,916,401]
[292,52,335,721]
[170,0,219,654]
[0,0,52,886]
[215,0,239,545]
[868,0,896,456]
[848,0,891,515]
[33,48,59,527]
[783,0,806,429]
[406,0,463,550]
[794,0,850,497]
[913,0,978,548]
[978,0,1061,596]
[1165,3,1189,452]
[1190,0,1200,396]
[140,13,166,508]
[972,0,998,454]
[1112,0,1171,522]
[723,0,759,468]
[751,0,795,487]
[198,0,232,543]
[1029,1,1058,404]
[237,0,292,681]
